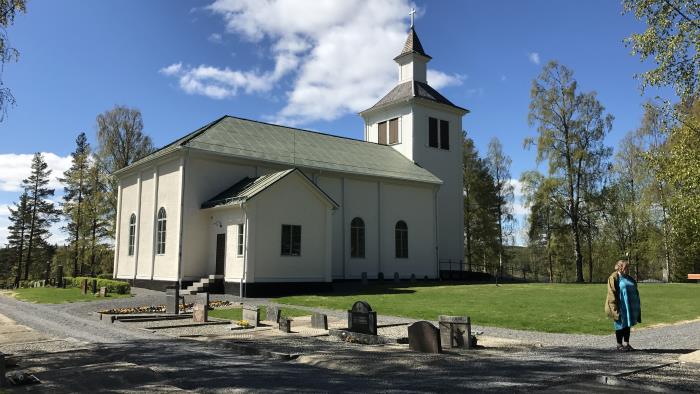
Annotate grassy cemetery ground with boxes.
[275,283,700,335]
[209,306,311,321]
[7,287,132,304]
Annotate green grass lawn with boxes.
[8,287,132,304]
[209,306,311,321]
[275,283,700,335]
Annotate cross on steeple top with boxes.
[409,8,416,28]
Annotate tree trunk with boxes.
[14,227,25,286]
[571,212,584,283]
[24,187,39,280]
[586,227,593,283]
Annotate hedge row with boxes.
[63,276,131,294]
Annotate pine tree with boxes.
[83,157,110,276]
[21,153,59,280]
[60,133,91,276]
[7,192,30,286]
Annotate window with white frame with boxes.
[428,117,450,150]
[156,207,167,255]
[237,223,244,256]
[128,214,136,256]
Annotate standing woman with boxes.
[605,260,642,351]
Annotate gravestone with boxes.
[410,274,416,283]
[393,272,400,283]
[193,303,207,323]
[39,280,45,287]
[99,287,108,297]
[267,305,281,323]
[165,286,180,315]
[242,305,260,327]
[279,317,292,333]
[62,278,68,289]
[56,265,63,288]
[361,272,368,286]
[377,272,384,281]
[92,279,98,294]
[196,292,210,309]
[408,321,442,353]
[347,301,377,335]
[311,312,328,330]
[80,279,88,295]
[0,352,5,387]
[438,315,472,349]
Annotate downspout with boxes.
[176,149,188,288]
[434,185,440,279]
[241,202,248,298]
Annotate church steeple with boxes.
[394,26,431,84]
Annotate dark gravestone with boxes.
[438,315,472,349]
[80,279,88,295]
[393,272,400,283]
[92,279,98,294]
[165,286,180,315]
[56,265,63,288]
[267,305,281,323]
[279,318,292,333]
[311,312,328,330]
[410,273,416,283]
[377,272,384,281]
[361,272,368,286]
[242,305,260,327]
[347,301,377,335]
[408,321,442,353]
[0,352,5,387]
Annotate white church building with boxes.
[113,27,468,296]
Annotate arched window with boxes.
[128,214,136,256]
[350,217,365,258]
[156,207,167,255]
[395,220,408,258]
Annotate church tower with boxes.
[360,22,468,265]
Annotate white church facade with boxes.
[112,27,468,296]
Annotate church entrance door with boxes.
[215,233,226,276]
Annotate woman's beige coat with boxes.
[605,271,620,321]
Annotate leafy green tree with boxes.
[60,133,91,276]
[623,0,700,100]
[0,0,26,121]
[486,137,514,279]
[527,61,614,282]
[96,105,154,237]
[6,191,29,285]
[21,153,60,280]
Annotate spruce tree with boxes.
[60,133,91,276]
[83,157,110,275]
[22,153,59,280]
[7,192,30,285]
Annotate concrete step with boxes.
[208,274,224,280]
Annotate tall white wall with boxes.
[411,104,465,263]
[206,207,246,281]
[115,157,182,281]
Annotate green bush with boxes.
[97,273,114,280]
[63,276,131,294]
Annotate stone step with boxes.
[208,274,224,280]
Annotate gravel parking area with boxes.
[1,287,698,392]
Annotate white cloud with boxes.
[528,52,540,65]
[161,0,464,125]
[500,75,507,82]
[0,204,9,217]
[208,33,223,43]
[509,179,529,216]
[427,70,465,90]
[0,153,72,192]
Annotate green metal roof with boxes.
[118,115,441,184]
[201,168,339,209]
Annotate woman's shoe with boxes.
[624,344,635,351]
[616,344,625,351]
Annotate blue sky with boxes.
[0,0,674,245]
